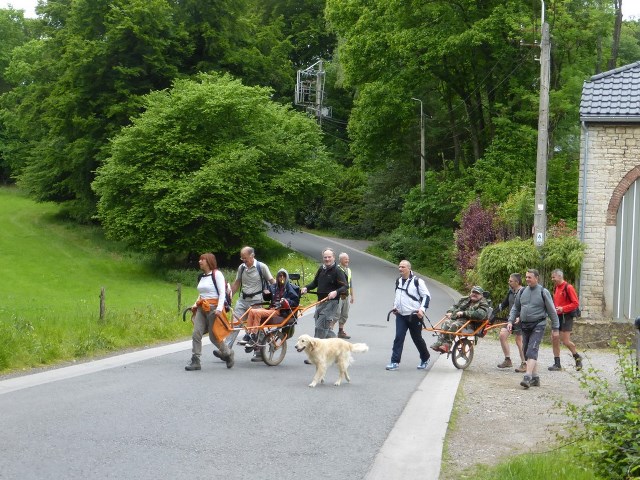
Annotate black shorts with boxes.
[558,314,574,332]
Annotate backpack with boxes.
[211,269,232,313]
[561,283,581,317]
[516,285,552,316]
[240,261,271,301]
[395,275,423,303]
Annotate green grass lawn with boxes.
[0,188,183,319]
[0,187,317,372]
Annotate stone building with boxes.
[579,61,640,322]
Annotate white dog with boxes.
[295,334,369,387]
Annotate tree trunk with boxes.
[607,0,623,70]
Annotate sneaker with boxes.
[417,359,430,370]
[185,356,201,371]
[520,375,531,389]
[385,362,399,371]
[548,364,563,371]
[237,334,251,346]
[530,376,540,387]
[438,344,450,354]
[575,355,583,371]
[497,358,513,368]
[225,350,235,369]
[338,330,351,339]
[514,362,527,373]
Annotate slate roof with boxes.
[580,60,640,122]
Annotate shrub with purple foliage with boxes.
[455,199,497,286]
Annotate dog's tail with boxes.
[350,343,369,354]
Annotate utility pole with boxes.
[412,97,425,192]
[534,6,550,248]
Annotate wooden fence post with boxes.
[176,283,182,313]
[99,287,106,322]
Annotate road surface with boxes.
[0,230,461,479]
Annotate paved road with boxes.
[0,231,461,480]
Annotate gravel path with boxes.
[438,333,622,478]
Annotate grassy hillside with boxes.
[0,188,316,373]
[0,188,196,371]
[1,189,185,317]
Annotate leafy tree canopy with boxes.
[93,73,331,257]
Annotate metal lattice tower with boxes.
[295,60,331,124]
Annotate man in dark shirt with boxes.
[301,248,348,340]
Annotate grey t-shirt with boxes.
[234,260,273,297]
[508,284,559,329]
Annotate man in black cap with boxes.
[430,286,490,353]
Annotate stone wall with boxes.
[578,124,640,320]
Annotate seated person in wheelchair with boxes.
[430,286,490,354]
[240,268,300,346]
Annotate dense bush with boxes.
[563,344,640,480]
[540,224,585,285]
[495,185,534,240]
[475,238,539,300]
[375,225,456,280]
[475,232,585,301]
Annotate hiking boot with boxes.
[497,358,513,368]
[514,362,527,373]
[575,354,583,371]
[386,362,399,371]
[237,334,251,346]
[185,355,201,371]
[548,364,563,371]
[520,375,531,389]
[417,359,430,370]
[213,350,223,360]
[530,376,540,387]
[338,330,351,339]
[250,353,263,363]
[225,350,235,369]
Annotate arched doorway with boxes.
[613,177,640,320]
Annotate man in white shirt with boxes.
[386,260,431,371]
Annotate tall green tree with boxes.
[324,0,624,236]
[2,0,190,221]
[0,7,34,183]
[0,8,31,94]
[262,0,337,68]
[93,73,331,257]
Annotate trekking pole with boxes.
[423,314,435,329]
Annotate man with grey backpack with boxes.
[507,269,559,389]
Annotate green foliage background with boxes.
[0,0,636,279]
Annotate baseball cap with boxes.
[471,286,484,295]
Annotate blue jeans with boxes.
[391,313,430,364]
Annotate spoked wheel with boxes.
[261,330,288,366]
[451,338,474,370]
